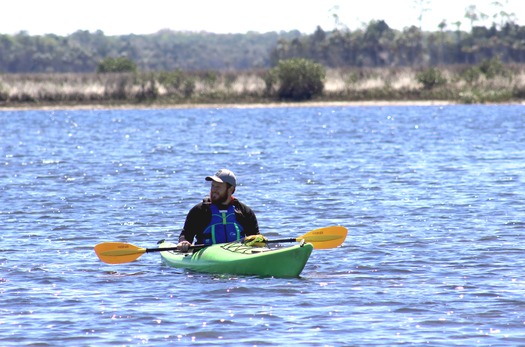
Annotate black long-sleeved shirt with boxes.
[178,197,259,244]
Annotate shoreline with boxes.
[2,99,524,112]
[0,100,453,111]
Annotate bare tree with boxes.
[413,0,432,30]
[489,0,517,28]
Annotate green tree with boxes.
[96,56,137,73]
[363,20,395,66]
[272,58,325,101]
[395,26,424,66]
[478,57,507,78]
[416,67,447,89]
[438,20,447,64]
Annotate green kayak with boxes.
[158,240,314,278]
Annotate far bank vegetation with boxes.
[1,3,525,107]
[1,57,523,106]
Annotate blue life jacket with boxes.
[202,204,244,245]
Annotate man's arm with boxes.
[179,203,208,243]
[236,201,260,236]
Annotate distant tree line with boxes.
[271,21,525,68]
[1,14,524,73]
[0,30,301,73]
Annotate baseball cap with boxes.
[205,169,237,186]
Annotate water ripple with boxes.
[1,105,524,346]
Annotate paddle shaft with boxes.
[144,239,303,253]
[142,239,299,252]
[267,238,299,244]
[146,244,206,253]
[148,238,312,251]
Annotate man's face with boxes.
[210,181,230,204]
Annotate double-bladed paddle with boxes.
[94,225,347,264]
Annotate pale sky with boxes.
[1,0,521,36]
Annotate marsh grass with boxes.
[1,65,525,108]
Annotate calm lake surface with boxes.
[1,104,524,346]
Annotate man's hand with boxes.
[243,234,268,247]
[177,241,192,252]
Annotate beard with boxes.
[210,189,229,205]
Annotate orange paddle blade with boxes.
[94,242,147,264]
[298,226,348,249]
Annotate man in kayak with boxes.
[177,169,261,252]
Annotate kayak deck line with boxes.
[161,238,308,257]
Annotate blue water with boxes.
[1,104,524,346]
